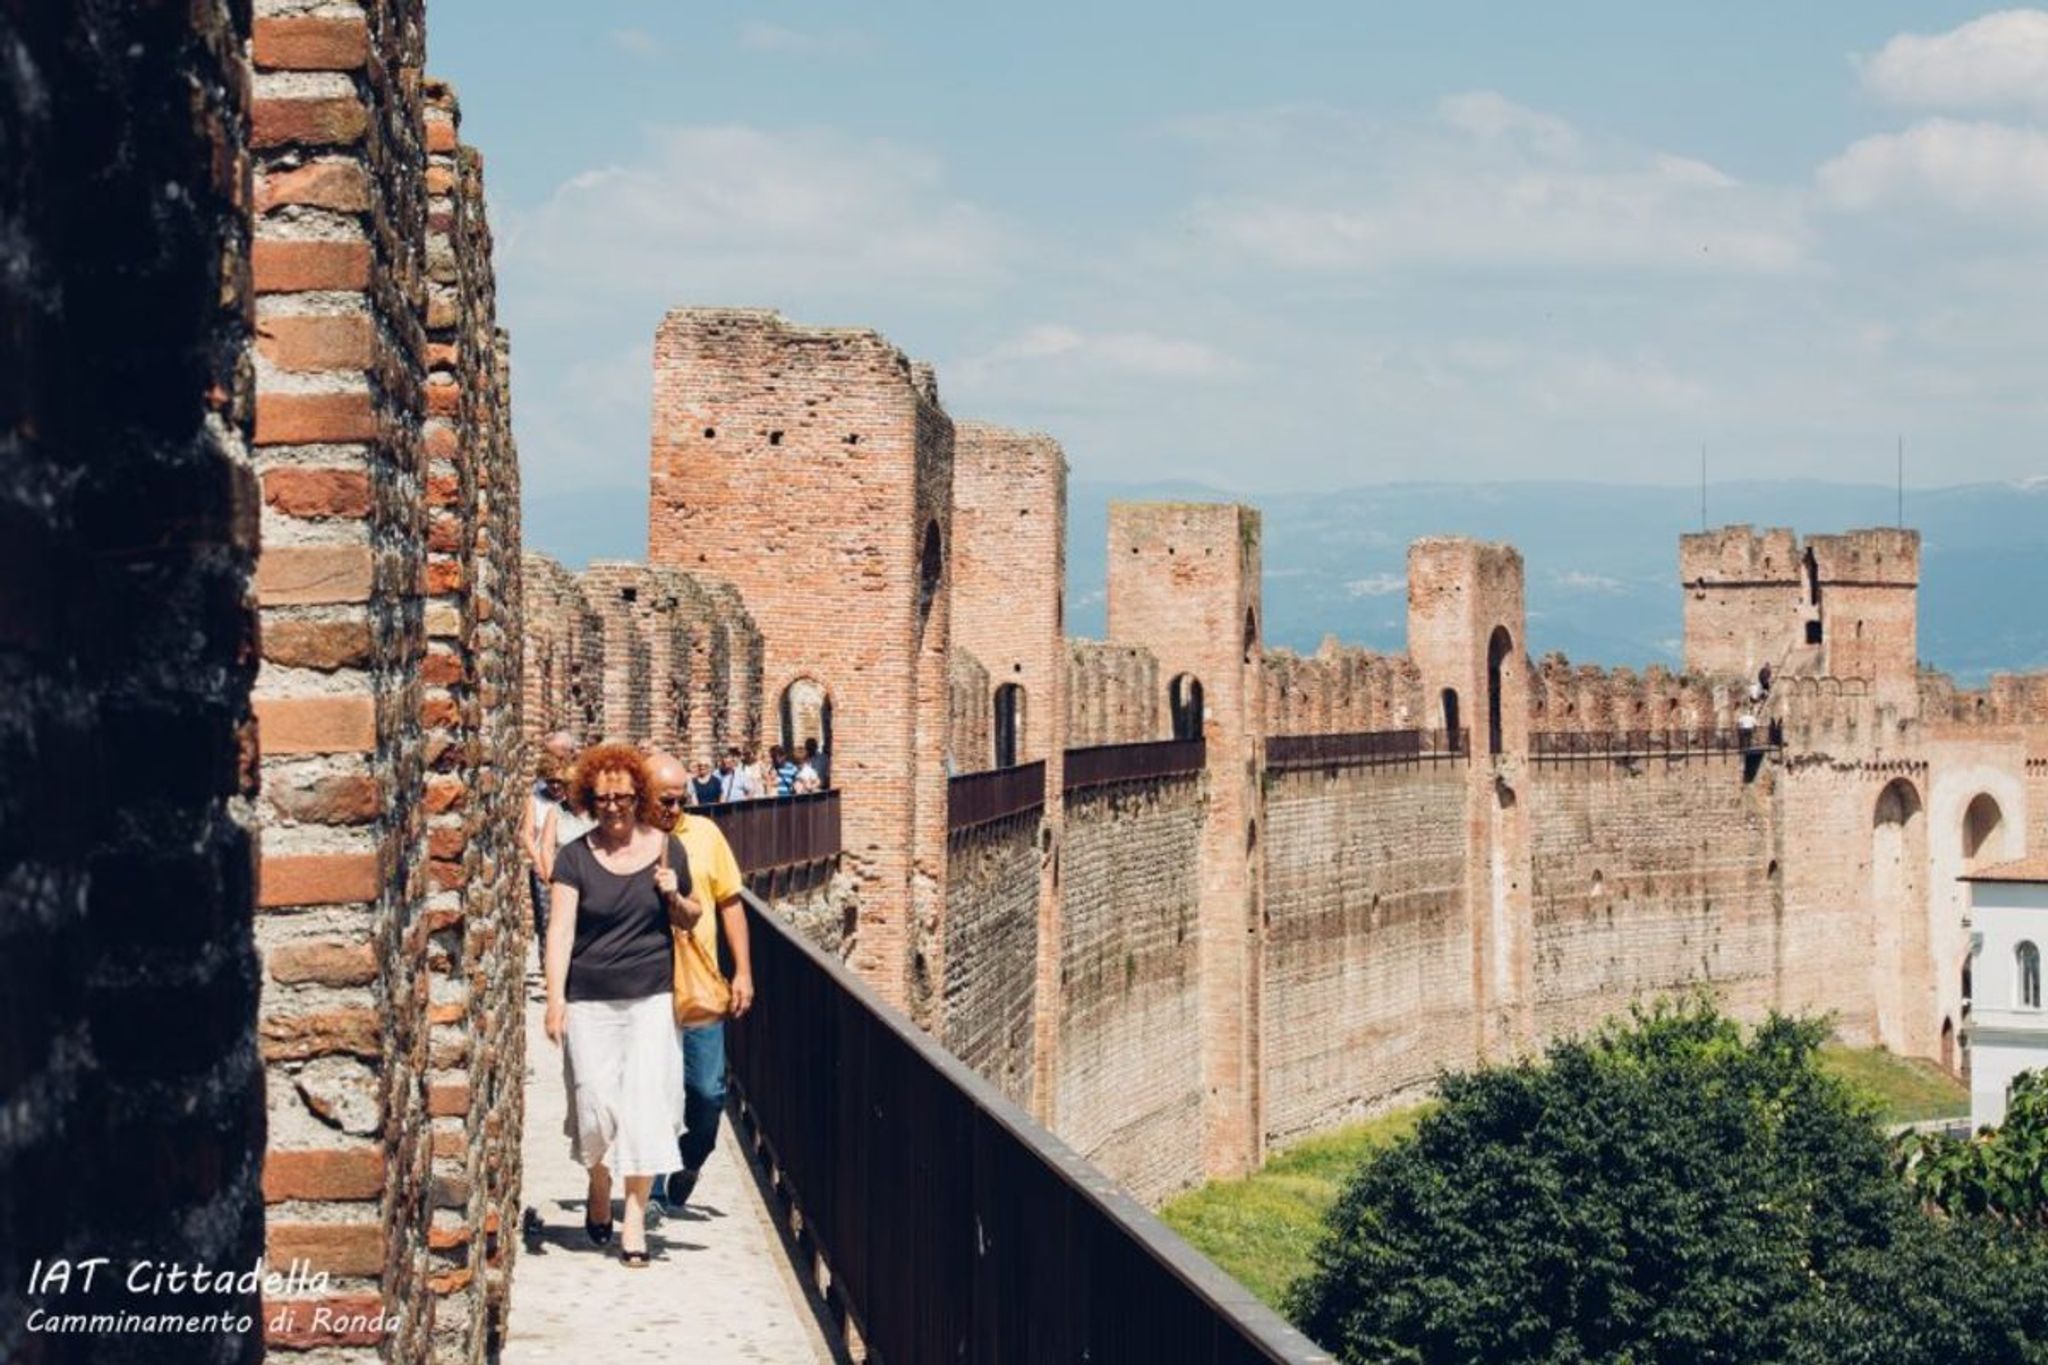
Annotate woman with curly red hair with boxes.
[545,742,702,1267]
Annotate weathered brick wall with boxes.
[650,309,952,1016]
[1680,525,1809,680]
[249,0,436,1352]
[1264,643,1424,734]
[1809,529,1919,712]
[1529,657,1733,733]
[1,3,265,1359]
[1528,759,1779,1042]
[1261,765,1473,1144]
[948,647,992,772]
[1066,641,1161,745]
[1057,778,1207,1204]
[942,818,1041,1108]
[517,553,762,764]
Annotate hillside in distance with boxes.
[523,478,2048,688]
[1066,479,2048,688]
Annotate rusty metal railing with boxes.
[947,760,1047,834]
[1265,727,1467,773]
[1062,739,1206,794]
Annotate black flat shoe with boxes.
[585,1220,613,1247]
[620,1247,650,1268]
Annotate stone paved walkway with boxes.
[503,960,838,1364]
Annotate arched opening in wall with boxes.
[993,683,1025,769]
[1803,547,1824,645]
[1941,1017,1956,1073]
[1441,688,1461,750]
[778,677,832,771]
[1169,673,1205,742]
[917,521,943,625]
[1486,626,1513,756]
[1242,608,1258,666]
[2022,942,2043,1009]
[1963,793,2007,869]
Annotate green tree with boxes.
[1287,1001,2048,1364]
[1900,1069,2048,1227]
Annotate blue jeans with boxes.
[678,1021,726,1171]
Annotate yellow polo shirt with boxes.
[670,812,743,961]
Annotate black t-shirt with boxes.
[691,775,724,806]
[551,833,691,1002]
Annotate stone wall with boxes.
[1528,758,1779,1043]
[948,647,992,773]
[2,3,265,1358]
[1264,642,1424,735]
[1056,778,1207,1204]
[942,817,1042,1108]
[1261,764,1472,1144]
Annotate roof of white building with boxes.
[1962,855,2048,883]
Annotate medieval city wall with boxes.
[1067,641,1161,746]
[1527,756,1779,1043]
[1259,763,1473,1145]
[1264,644,1424,735]
[1055,777,1208,1205]
[8,2,531,1359]
[941,816,1043,1109]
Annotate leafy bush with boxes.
[1288,1001,2048,1364]
[1901,1069,2048,1226]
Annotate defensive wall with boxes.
[517,307,2048,1206]
[5,3,529,1360]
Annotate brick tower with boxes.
[649,309,953,1017]
[1107,502,1267,1178]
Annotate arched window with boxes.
[1486,626,1513,756]
[778,677,833,764]
[1964,793,2006,868]
[2019,941,2041,1010]
[1242,608,1258,666]
[993,683,1025,769]
[917,521,943,623]
[1441,688,1461,751]
[1169,673,1205,742]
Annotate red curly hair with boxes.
[566,742,666,828]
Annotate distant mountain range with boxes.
[525,478,2048,687]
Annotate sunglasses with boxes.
[590,793,636,808]
[655,794,686,808]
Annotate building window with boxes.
[2020,940,2041,1010]
[993,683,1024,769]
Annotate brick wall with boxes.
[1,2,266,1358]
[948,647,992,772]
[1529,657,1733,734]
[1066,641,1160,745]
[1056,778,1207,1203]
[1264,642,1424,734]
[650,309,952,1017]
[1261,765,1473,1144]
[1528,759,1779,1042]
[942,818,1041,1108]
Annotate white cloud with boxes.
[1168,97,1805,274]
[1818,119,2048,216]
[1858,10,2048,112]
[504,125,1010,311]
[1554,570,1627,594]
[955,323,1238,385]
[608,28,662,59]
[737,22,874,55]
[1345,573,1405,598]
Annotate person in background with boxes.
[546,744,702,1267]
[718,747,759,803]
[745,747,776,801]
[802,737,828,789]
[793,748,821,795]
[645,754,755,1214]
[522,754,571,942]
[689,759,723,808]
[770,745,799,798]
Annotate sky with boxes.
[426,3,2048,521]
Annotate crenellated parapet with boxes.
[1263,639,1424,735]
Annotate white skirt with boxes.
[560,993,684,1177]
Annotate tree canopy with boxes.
[1287,1002,2048,1364]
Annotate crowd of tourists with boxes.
[517,728,821,1266]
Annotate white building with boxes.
[1963,856,2048,1128]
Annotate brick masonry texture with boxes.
[942,818,1042,1108]
[1,3,265,1359]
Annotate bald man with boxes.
[645,752,753,1212]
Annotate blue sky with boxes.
[428,4,2048,527]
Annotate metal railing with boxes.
[725,890,1333,1364]
[1063,738,1207,794]
[948,760,1047,834]
[1265,727,1467,773]
[1529,723,1784,763]
[701,790,840,888]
